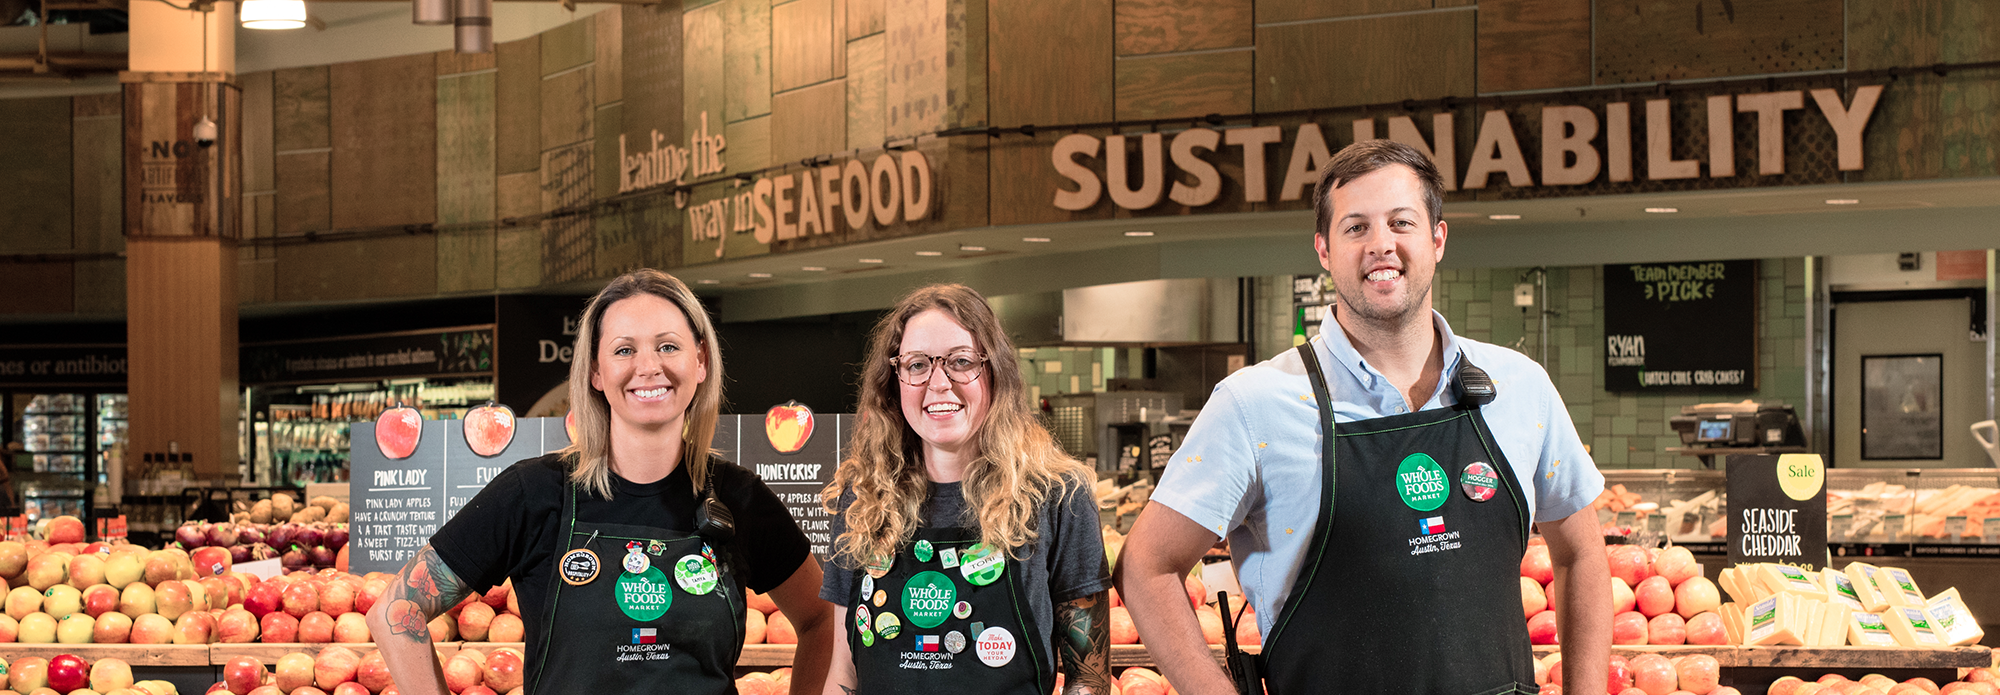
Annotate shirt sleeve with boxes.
[1530,372,1605,523]
[819,489,857,604]
[724,469,815,595]
[1045,475,1111,604]
[430,462,535,592]
[1147,381,1263,539]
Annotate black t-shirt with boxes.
[432,453,810,684]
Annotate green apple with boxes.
[43,585,82,619]
[56,612,94,643]
[18,611,57,642]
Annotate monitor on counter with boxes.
[1696,418,1734,443]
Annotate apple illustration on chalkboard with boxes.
[463,401,516,457]
[375,404,423,460]
[765,401,814,454]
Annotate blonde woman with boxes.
[368,269,833,695]
[820,284,1111,695]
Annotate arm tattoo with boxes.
[384,544,471,642]
[840,687,857,695]
[1056,593,1111,695]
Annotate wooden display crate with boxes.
[0,644,210,666]
[209,642,381,665]
[1529,644,1992,669]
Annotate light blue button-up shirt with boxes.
[1149,310,1603,634]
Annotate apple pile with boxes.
[1522,540,1728,646]
[732,667,792,695]
[206,645,526,695]
[1100,573,1258,648]
[1534,652,1738,695]
[1766,668,2000,695]
[0,654,162,695]
[743,590,794,645]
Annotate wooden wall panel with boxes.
[988,128,1113,227]
[726,115,770,175]
[947,0,985,128]
[623,3,683,160]
[496,37,542,175]
[684,4,727,139]
[1258,0,1428,24]
[1114,50,1251,120]
[542,18,595,76]
[1940,70,1998,178]
[72,98,123,255]
[330,53,437,230]
[495,171,542,289]
[272,66,329,152]
[0,261,74,313]
[238,72,274,195]
[775,0,836,93]
[275,236,436,301]
[238,254,274,305]
[990,0,1110,129]
[885,0,949,138]
[274,151,329,236]
[543,65,594,150]
[1857,78,1941,183]
[438,72,497,293]
[1114,0,1251,56]
[1595,0,1841,83]
[846,33,886,149]
[726,0,773,122]
[594,103,622,199]
[849,0,884,38]
[772,80,846,164]
[1257,10,1474,111]
[1478,0,1590,92]
[595,9,624,106]
[0,97,72,253]
[540,141,596,284]
[127,237,236,477]
[435,47,497,76]
[1945,0,2000,62]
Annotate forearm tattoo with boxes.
[384,544,471,642]
[839,687,857,695]
[1056,593,1111,695]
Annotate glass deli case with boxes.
[1591,467,2000,557]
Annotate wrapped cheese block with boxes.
[1821,568,1867,611]
[1882,604,1944,647]
[1842,562,1892,612]
[1924,588,1985,646]
[1877,566,1927,608]
[1846,611,1898,646]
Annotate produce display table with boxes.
[210,642,383,665]
[1532,644,1993,692]
[0,644,211,666]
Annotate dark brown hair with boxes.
[1313,139,1446,238]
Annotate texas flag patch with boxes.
[1419,516,1446,534]
[916,635,941,652]
[632,628,658,644]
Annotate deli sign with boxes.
[1049,86,1884,211]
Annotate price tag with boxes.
[1829,514,1852,542]
[1616,511,1636,528]
[1646,513,1667,534]
[1883,514,1906,543]
[1961,518,1984,542]
[1945,516,1967,541]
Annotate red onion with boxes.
[295,526,325,550]
[308,545,336,568]
[175,524,208,548]
[229,544,251,564]
[236,526,265,546]
[266,525,296,552]
[281,547,310,571]
[208,522,239,548]
[324,527,349,551]
[249,543,278,561]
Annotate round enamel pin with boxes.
[855,605,871,631]
[953,600,972,620]
[860,629,876,647]
[959,542,1005,586]
[914,540,935,563]
[872,589,887,607]
[864,553,894,579]
[1461,461,1500,502]
[875,611,902,640]
[944,630,966,654]
[622,542,651,574]
[559,548,600,586]
[860,574,876,602]
[673,553,719,595]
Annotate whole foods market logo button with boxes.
[959,543,1005,586]
[1395,453,1449,512]
[559,548,600,586]
[975,626,1016,667]
[902,571,957,629]
[1460,461,1499,502]
[673,554,719,595]
[914,540,934,563]
[613,567,672,621]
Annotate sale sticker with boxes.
[975,626,1016,667]
[1460,461,1499,502]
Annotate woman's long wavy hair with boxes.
[557,269,726,498]
[824,284,1091,565]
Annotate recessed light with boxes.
[1124,230,1154,237]
[960,244,986,252]
[915,251,943,256]
[859,258,884,264]
[697,279,720,285]
[1488,214,1521,220]
[747,272,771,278]
[801,266,826,272]
[1825,199,1860,205]
[1644,207,1679,213]
[1023,237,1051,243]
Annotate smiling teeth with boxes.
[925,404,962,414]
[1367,269,1401,282]
[635,387,667,398]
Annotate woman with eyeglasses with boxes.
[819,284,1111,695]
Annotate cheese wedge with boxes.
[1821,604,1853,647]
[1759,564,1828,599]
[1718,567,1745,603]
[1746,595,1806,646]
[1878,566,1926,607]
[1843,562,1892,612]
[1821,568,1867,611]
[1804,599,1826,645]
[1883,605,1944,647]
[1847,611,1898,646]
[1721,602,1744,645]
[1924,588,1986,646]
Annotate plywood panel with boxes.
[238,71,274,193]
[595,8,623,106]
[684,4,726,140]
[541,18,594,76]
[1257,10,1474,112]
[846,33,886,149]
[772,79,846,164]
[275,235,436,301]
[438,72,497,294]
[274,152,330,236]
[541,141,595,284]
[1258,0,1428,23]
[848,0,883,38]
[496,36,542,175]
[72,107,123,255]
[774,0,834,93]
[330,53,437,230]
[435,47,497,76]
[990,0,1111,129]
[989,128,1115,227]
[726,114,769,176]
[947,0,986,128]
[494,169,541,287]
[272,66,329,152]
[1594,0,1842,83]
[0,97,72,253]
[1114,0,1251,56]
[1114,50,1251,121]
[1479,0,1590,92]
[594,103,621,200]
[726,0,773,122]
[126,237,236,476]
[0,261,74,313]
[542,65,593,150]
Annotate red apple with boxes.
[462,687,496,695]
[68,553,106,588]
[245,582,285,618]
[1673,576,1722,619]
[247,686,285,695]
[1184,574,1206,609]
[275,652,316,691]
[464,402,517,457]
[218,608,261,643]
[173,610,216,644]
[47,516,86,544]
[191,546,233,578]
[1634,575,1675,617]
[355,651,393,693]
[10,655,48,692]
[1608,546,1653,589]
[458,602,495,641]
[764,402,814,454]
[1651,546,1698,586]
[1609,577,1635,614]
[1647,612,1686,645]
[156,579,195,620]
[1675,654,1719,694]
[93,610,133,643]
[199,576,231,610]
[25,552,69,591]
[444,654,484,693]
[223,655,267,695]
[488,613,523,642]
[745,590,777,616]
[284,581,321,618]
[299,611,335,643]
[1520,546,1555,585]
[482,649,524,693]
[83,584,120,618]
[144,550,181,586]
[1684,611,1727,645]
[334,612,370,643]
[89,656,134,692]
[47,653,89,692]
[1527,609,1559,645]
[129,613,175,644]
[1108,606,1136,645]
[480,581,511,612]
[334,684,371,695]
[294,687,331,695]
[1521,577,1547,619]
[1606,655,1633,693]
[1234,608,1260,646]
[1629,653,1676,695]
[315,646,361,690]
[1612,611,1648,645]
[0,540,28,580]
[376,405,424,460]
[260,610,300,642]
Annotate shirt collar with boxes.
[1314,309,1465,408]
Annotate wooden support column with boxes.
[124,3,241,479]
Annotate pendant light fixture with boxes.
[453,0,493,53]
[413,0,451,25]
[240,0,308,29]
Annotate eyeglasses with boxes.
[891,350,988,386]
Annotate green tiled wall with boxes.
[1016,346,1119,400]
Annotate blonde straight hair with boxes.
[824,284,1092,564]
[558,269,726,498]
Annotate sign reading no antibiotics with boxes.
[1602,260,1757,392]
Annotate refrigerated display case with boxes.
[245,377,495,486]
[15,393,93,522]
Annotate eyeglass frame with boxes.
[889,349,990,386]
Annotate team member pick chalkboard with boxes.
[820,285,1112,695]
[366,269,835,695]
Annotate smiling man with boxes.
[1116,140,1611,695]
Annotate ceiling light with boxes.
[1023,237,1051,243]
[1124,230,1154,237]
[915,251,943,257]
[859,258,884,264]
[1488,214,1521,220]
[1825,199,1860,205]
[241,0,308,29]
[747,272,771,278]
[959,244,986,252]
[801,266,826,272]
[1644,207,1679,214]
[696,279,720,285]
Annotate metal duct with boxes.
[412,0,451,26]
[453,0,493,53]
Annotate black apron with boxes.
[1258,343,1536,695]
[528,481,745,695]
[848,526,1051,695]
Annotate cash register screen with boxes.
[1696,418,1733,442]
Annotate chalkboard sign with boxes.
[1603,260,1757,392]
[1726,453,1828,570]
[1147,434,1175,470]
[716,406,851,562]
[348,417,569,575]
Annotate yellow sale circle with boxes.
[1776,454,1824,501]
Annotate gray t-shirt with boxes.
[821,478,1111,671]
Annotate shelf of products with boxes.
[246,378,494,486]
[1594,468,2000,557]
